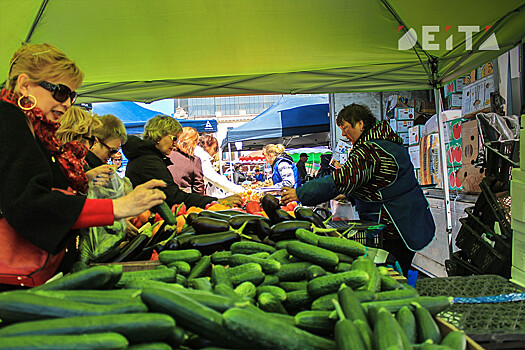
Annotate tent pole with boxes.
[228,143,233,174]
[434,88,453,256]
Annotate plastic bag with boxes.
[330,199,357,220]
[476,112,520,143]
[79,173,133,264]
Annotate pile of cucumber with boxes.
[0,227,467,349]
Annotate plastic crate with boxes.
[463,207,511,255]
[484,140,520,191]
[445,250,483,277]
[478,176,512,236]
[417,274,525,297]
[326,220,384,248]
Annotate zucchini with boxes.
[29,289,141,305]
[230,241,277,254]
[306,265,327,280]
[151,202,177,225]
[295,229,320,245]
[0,313,175,343]
[188,255,212,280]
[256,285,287,302]
[414,303,442,344]
[228,254,281,274]
[0,332,128,350]
[295,310,335,335]
[258,292,288,314]
[210,251,232,265]
[335,318,367,350]
[338,283,368,324]
[286,241,339,268]
[283,290,313,311]
[317,236,367,257]
[30,265,119,292]
[373,307,405,350]
[441,330,467,350]
[211,265,233,288]
[140,288,249,348]
[168,261,191,276]
[234,282,257,300]
[276,262,312,281]
[223,307,335,350]
[396,306,417,344]
[351,256,381,292]
[0,292,147,324]
[362,296,453,317]
[307,270,369,297]
[158,249,202,264]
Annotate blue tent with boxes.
[91,101,217,134]
[222,95,329,150]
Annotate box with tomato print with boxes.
[444,117,466,144]
[448,166,463,191]
[446,140,463,167]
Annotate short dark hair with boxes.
[336,104,377,132]
[300,153,308,158]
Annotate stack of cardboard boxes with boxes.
[461,62,496,118]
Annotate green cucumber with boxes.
[353,319,373,350]
[226,262,262,277]
[0,313,175,343]
[168,261,191,276]
[279,280,308,292]
[295,229,320,245]
[373,307,405,350]
[210,251,232,265]
[251,252,270,259]
[151,201,177,225]
[29,289,141,305]
[234,281,257,300]
[338,283,368,324]
[306,265,327,280]
[230,270,265,286]
[414,303,442,344]
[214,283,241,300]
[275,240,297,250]
[211,265,233,288]
[362,296,453,317]
[295,310,335,335]
[286,241,339,268]
[230,241,277,254]
[335,252,355,264]
[117,268,176,287]
[0,332,128,350]
[376,288,419,301]
[223,307,335,350]
[30,265,120,292]
[441,330,467,350]
[188,255,212,280]
[260,274,280,286]
[189,277,213,292]
[351,256,381,292]
[335,262,353,272]
[335,318,367,350]
[158,249,202,264]
[307,270,369,297]
[276,262,312,281]
[0,292,147,324]
[283,290,313,311]
[268,249,291,264]
[256,285,287,302]
[396,306,417,344]
[258,292,288,314]
[127,342,172,350]
[317,236,366,257]
[381,275,403,291]
[175,274,187,287]
[140,288,249,348]
[229,254,281,274]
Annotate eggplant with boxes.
[113,234,150,262]
[270,209,295,225]
[179,231,241,255]
[185,212,199,226]
[198,210,233,221]
[228,214,270,231]
[215,209,247,216]
[294,207,326,228]
[268,220,313,241]
[191,216,230,234]
[256,219,272,240]
[261,194,281,222]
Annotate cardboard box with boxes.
[481,62,493,78]
[397,132,409,146]
[420,133,442,187]
[396,120,414,133]
[446,140,462,167]
[464,70,476,85]
[389,118,397,132]
[461,75,495,116]
[385,95,409,120]
[461,119,479,166]
[395,107,415,120]
[409,145,420,169]
[446,93,462,109]
[414,168,420,183]
[448,166,463,191]
[444,118,466,144]
[408,125,422,146]
[444,78,465,97]
[456,164,485,193]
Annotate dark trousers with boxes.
[382,238,416,277]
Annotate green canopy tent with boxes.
[1,0,524,247]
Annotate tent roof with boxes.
[1,1,524,103]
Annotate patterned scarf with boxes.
[1,89,89,193]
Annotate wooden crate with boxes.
[436,317,484,350]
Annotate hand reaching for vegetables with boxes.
[113,180,167,219]
[86,164,116,186]
[280,186,298,204]
[218,194,243,208]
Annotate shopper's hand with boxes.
[113,180,166,219]
[87,164,116,186]
[281,187,298,204]
[125,218,139,239]
[219,194,243,208]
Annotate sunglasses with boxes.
[97,137,120,156]
[82,135,96,148]
[39,81,78,104]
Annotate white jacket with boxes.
[194,146,244,196]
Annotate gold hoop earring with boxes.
[18,95,37,111]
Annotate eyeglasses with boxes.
[82,135,96,148]
[39,81,78,104]
[168,135,178,143]
[97,137,120,156]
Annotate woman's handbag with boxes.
[0,217,65,287]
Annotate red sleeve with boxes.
[72,198,114,229]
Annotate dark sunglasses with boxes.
[82,135,96,148]
[97,137,120,156]
[39,81,78,103]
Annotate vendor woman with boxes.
[281,104,435,275]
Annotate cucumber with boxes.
[351,256,381,292]
[338,283,368,324]
[0,292,147,324]
[258,292,288,315]
[279,281,308,292]
[256,285,287,302]
[151,201,177,225]
[373,307,405,350]
[276,262,312,281]
[414,303,442,344]
[175,274,187,287]
[307,270,369,297]
[396,306,417,344]
[230,270,265,287]
[283,290,313,311]
[306,265,327,280]
[164,326,187,349]
[30,265,120,292]
[353,319,373,350]
[286,241,339,268]
[251,252,270,259]
[362,296,453,316]
[335,318,367,350]
[295,310,335,335]
[376,288,419,301]
[295,229,320,245]
[381,275,403,291]
[228,254,281,274]
[317,236,367,257]
[0,313,175,343]
[168,261,191,276]
[268,249,291,264]
[29,289,141,305]
[140,288,249,348]
[127,342,172,350]
[158,249,202,264]
[223,307,335,350]
[230,241,277,254]
[335,262,353,272]
[189,277,213,292]
[210,251,232,265]
[117,268,176,287]
[275,239,297,250]
[214,283,241,300]
[226,262,262,277]
[123,279,184,291]
[0,332,128,350]
[211,265,233,288]
[335,252,355,264]
[441,330,467,350]
[234,281,257,300]
[260,274,280,286]
[188,255,212,280]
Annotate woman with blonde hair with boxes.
[262,143,301,188]
[168,127,205,194]
[123,116,242,208]
[0,43,165,287]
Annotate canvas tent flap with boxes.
[1,0,524,102]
